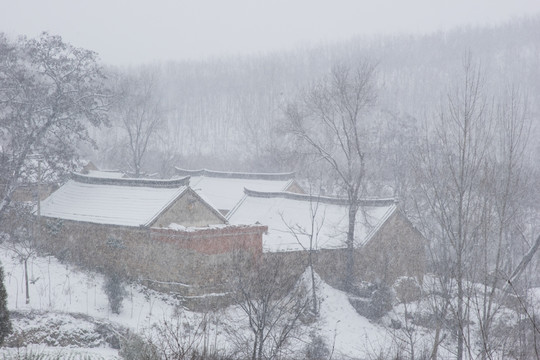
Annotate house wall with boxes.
[152,190,225,228]
[37,208,424,307]
[8,183,58,202]
[357,211,426,284]
[39,218,265,299]
[265,211,426,290]
[285,181,305,194]
[152,226,263,254]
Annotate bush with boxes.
[304,331,330,360]
[119,332,160,360]
[370,285,394,319]
[103,273,127,315]
[349,283,394,320]
[393,276,422,304]
[0,263,12,345]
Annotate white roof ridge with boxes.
[72,172,190,188]
[242,188,398,207]
[174,167,295,181]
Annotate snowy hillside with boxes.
[0,249,398,359]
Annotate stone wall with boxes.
[152,226,263,254]
[40,218,266,298]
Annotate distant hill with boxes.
[95,16,540,173]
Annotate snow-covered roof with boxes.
[40,173,191,227]
[175,167,296,181]
[175,167,298,212]
[227,189,397,252]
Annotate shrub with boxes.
[304,331,330,360]
[0,263,12,345]
[103,273,127,315]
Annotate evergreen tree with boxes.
[0,262,12,345]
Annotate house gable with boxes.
[358,210,426,283]
[152,188,227,228]
[284,180,305,194]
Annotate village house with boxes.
[174,167,305,215]
[227,189,426,287]
[38,172,267,300]
[35,169,425,306]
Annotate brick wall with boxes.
[40,218,266,297]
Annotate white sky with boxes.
[1,0,539,65]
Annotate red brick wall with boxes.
[151,225,265,254]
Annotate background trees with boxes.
[110,69,164,177]
[0,32,109,219]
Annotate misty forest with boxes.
[0,16,540,360]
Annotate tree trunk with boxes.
[309,257,318,314]
[251,333,258,360]
[345,205,358,292]
[257,330,264,360]
[24,259,30,304]
[457,251,464,360]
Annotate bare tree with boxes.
[280,184,325,316]
[414,55,539,359]
[0,32,109,219]
[112,69,164,177]
[285,62,377,291]
[229,254,309,360]
[1,203,37,304]
[414,56,494,360]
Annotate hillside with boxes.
[0,248,396,359]
[2,245,538,359]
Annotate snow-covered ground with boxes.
[0,248,179,359]
[0,248,396,359]
[3,247,537,359]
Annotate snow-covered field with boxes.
[0,248,393,359]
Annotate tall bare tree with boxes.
[285,62,377,291]
[415,57,495,360]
